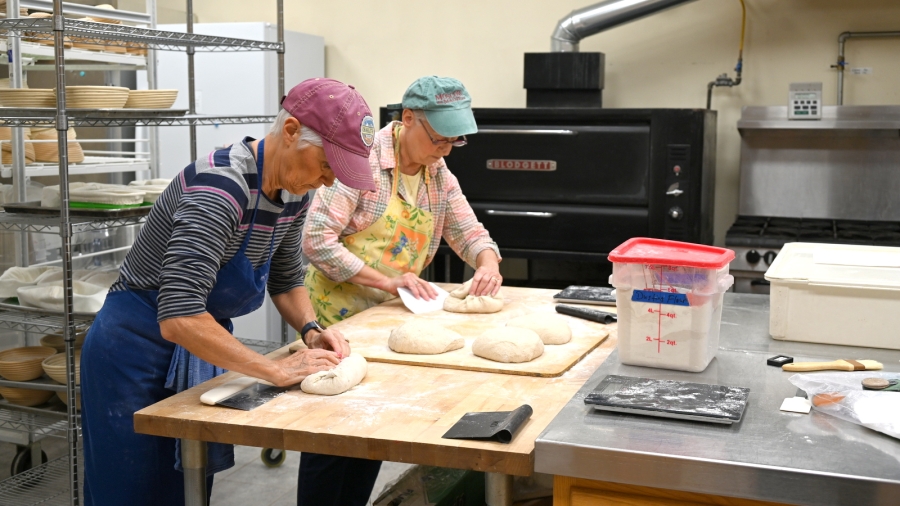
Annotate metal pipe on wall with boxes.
[835,30,900,105]
[551,0,698,52]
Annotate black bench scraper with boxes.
[441,404,533,444]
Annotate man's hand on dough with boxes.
[307,328,351,358]
[273,348,340,387]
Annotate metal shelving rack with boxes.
[0,0,285,504]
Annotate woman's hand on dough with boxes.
[383,272,438,300]
[470,266,502,297]
[307,328,351,358]
[272,348,340,387]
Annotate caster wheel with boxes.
[11,448,48,476]
[260,448,286,468]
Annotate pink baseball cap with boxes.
[281,78,377,191]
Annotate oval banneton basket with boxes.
[40,331,87,353]
[0,386,55,407]
[63,86,129,109]
[0,345,56,381]
[0,126,35,164]
[124,89,178,109]
[0,89,55,108]
[30,127,84,163]
[42,351,81,385]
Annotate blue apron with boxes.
[81,140,276,506]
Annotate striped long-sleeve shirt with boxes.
[303,122,500,283]
[111,137,310,322]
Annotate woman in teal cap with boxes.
[297,76,502,505]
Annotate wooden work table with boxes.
[134,286,617,506]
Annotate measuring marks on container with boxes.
[633,265,689,355]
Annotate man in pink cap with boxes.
[80,78,375,505]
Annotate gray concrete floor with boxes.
[0,441,412,506]
[210,445,414,506]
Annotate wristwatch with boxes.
[300,320,325,345]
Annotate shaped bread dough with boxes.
[300,353,368,395]
[506,314,572,345]
[389,320,465,354]
[443,279,503,314]
[472,327,544,363]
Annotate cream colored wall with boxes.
[185,0,900,244]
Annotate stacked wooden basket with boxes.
[0,346,56,406]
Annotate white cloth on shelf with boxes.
[17,280,108,313]
[0,266,61,298]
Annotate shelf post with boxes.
[7,0,29,268]
[51,0,81,504]
[277,0,284,101]
[146,0,160,178]
[186,0,197,161]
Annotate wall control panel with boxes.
[789,82,822,120]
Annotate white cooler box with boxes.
[609,238,735,372]
[766,242,900,350]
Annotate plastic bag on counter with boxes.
[790,372,900,440]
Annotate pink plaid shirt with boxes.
[302,122,500,283]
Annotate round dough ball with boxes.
[389,320,464,355]
[443,295,503,314]
[300,354,367,396]
[472,327,544,363]
[506,314,572,345]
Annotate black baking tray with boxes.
[2,201,152,218]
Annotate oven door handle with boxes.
[476,129,578,136]
[485,210,557,218]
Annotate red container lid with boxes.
[608,238,735,269]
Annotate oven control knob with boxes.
[668,207,683,220]
[745,250,761,264]
[763,251,777,265]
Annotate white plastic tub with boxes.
[766,242,900,350]
[609,238,735,372]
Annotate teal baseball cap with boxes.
[400,76,478,137]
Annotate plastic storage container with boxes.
[766,242,900,350]
[609,238,735,372]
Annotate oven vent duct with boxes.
[551,0,699,52]
[524,52,605,108]
[525,0,696,108]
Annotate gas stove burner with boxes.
[763,227,798,237]
[799,220,833,230]
[798,229,834,240]
[728,225,763,235]
[768,218,802,228]
[872,231,900,241]
[869,223,900,233]
[836,221,872,231]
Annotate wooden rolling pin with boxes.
[783,359,883,372]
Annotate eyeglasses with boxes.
[418,118,467,147]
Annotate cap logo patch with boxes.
[360,115,376,147]
[434,90,465,105]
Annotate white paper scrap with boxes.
[780,396,812,414]
[397,283,449,314]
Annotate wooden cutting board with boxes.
[330,284,612,378]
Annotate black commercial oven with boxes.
[379,107,716,287]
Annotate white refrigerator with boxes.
[141,22,324,344]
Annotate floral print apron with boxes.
[305,124,434,325]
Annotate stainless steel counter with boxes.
[535,293,900,506]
